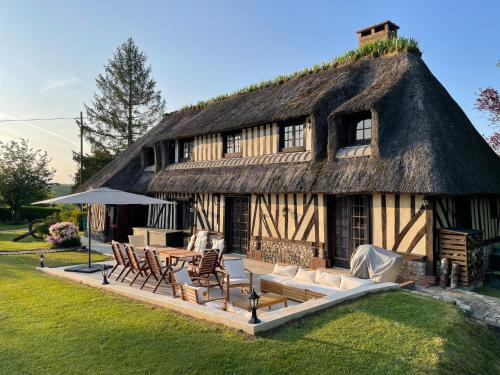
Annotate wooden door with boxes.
[225,196,250,254]
[327,195,371,268]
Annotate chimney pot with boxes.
[357,20,399,47]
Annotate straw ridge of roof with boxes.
[80,52,500,196]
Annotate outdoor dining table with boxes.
[157,248,202,266]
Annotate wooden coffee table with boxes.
[231,292,288,311]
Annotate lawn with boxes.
[0,253,498,374]
[0,230,49,251]
[0,223,28,231]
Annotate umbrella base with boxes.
[64,264,113,273]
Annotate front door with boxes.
[327,195,371,268]
[225,196,250,254]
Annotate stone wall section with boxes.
[249,238,315,268]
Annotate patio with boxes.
[37,254,399,335]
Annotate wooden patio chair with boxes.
[221,258,253,297]
[141,248,175,295]
[189,249,223,290]
[173,233,207,267]
[122,244,149,286]
[174,267,227,309]
[109,241,130,281]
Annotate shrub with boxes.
[33,215,57,237]
[0,207,11,223]
[20,206,59,221]
[0,206,58,223]
[54,205,86,227]
[47,222,81,249]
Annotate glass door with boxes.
[328,195,371,268]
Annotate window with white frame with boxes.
[224,132,241,155]
[280,121,305,150]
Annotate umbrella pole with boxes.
[88,204,92,268]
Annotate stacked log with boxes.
[439,228,484,288]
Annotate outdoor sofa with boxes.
[260,264,375,302]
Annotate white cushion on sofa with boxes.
[294,267,316,283]
[272,264,298,278]
[340,275,374,290]
[281,279,341,296]
[259,274,290,284]
[315,270,342,288]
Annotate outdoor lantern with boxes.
[39,254,44,268]
[423,196,433,209]
[281,207,289,218]
[248,289,261,324]
[101,264,110,285]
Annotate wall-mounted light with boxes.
[423,196,433,209]
[281,207,290,218]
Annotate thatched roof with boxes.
[80,52,500,196]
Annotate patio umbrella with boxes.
[33,187,171,273]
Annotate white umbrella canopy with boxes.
[33,187,172,273]
[33,187,170,205]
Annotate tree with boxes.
[476,61,500,154]
[71,147,114,189]
[83,37,166,152]
[0,139,55,222]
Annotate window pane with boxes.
[364,119,371,130]
[365,128,372,139]
[356,130,364,140]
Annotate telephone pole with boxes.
[79,111,84,211]
[80,111,84,186]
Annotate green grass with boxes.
[0,223,29,231]
[474,285,500,299]
[0,253,498,374]
[180,36,420,112]
[0,230,49,251]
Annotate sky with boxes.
[0,0,499,183]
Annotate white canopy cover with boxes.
[33,187,170,205]
[350,244,404,283]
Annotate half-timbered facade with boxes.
[82,21,500,283]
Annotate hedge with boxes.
[0,206,60,223]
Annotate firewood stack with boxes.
[439,228,484,288]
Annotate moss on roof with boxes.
[179,36,420,112]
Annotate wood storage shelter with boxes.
[80,21,500,283]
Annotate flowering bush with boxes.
[47,221,81,248]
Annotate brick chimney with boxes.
[357,20,399,47]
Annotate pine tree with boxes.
[84,38,166,152]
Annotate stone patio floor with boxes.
[412,286,500,332]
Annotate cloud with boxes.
[40,77,80,95]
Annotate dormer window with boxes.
[340,112,372,147]
[280,120,305,152]
[162,140,176,167]
[355,118,372,144]
[143,147,155,171]
[179,138,193,162]
[224,131,241,157]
